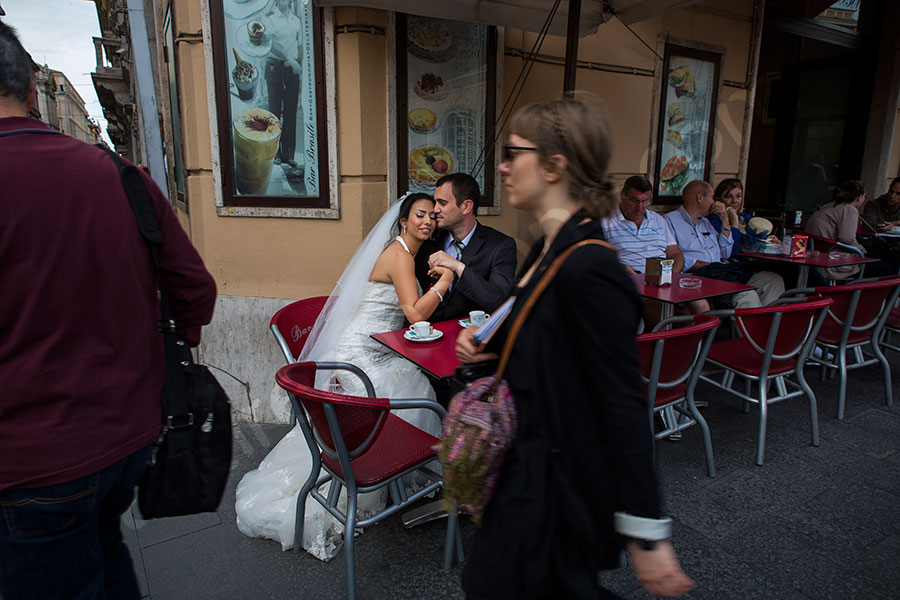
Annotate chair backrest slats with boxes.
[270,296,330,363]
[735,299,833,360]
[815,277,900,333]
[637,315,720,390]
[276,362,390,460]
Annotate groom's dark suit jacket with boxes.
[415,222,517,322]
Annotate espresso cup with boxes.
[410,321,432,338]
[469,310,487,325]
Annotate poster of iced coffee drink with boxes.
[221,0,321,198]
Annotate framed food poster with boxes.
[211,0,331,209]
[396,14,498,210]
[652,44,722,202]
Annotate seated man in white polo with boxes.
[603,175,686,273]
[602,175,707,322]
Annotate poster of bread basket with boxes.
[406,16,488,194]
[655,47,719,198]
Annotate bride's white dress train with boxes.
[234,280,440,560]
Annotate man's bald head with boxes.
[681,179,714,216]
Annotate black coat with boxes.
[415,223,517,322]
[461,215,661,600]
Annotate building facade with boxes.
[92,0,900,423]
[31,65,101,144]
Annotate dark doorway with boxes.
[745,0,874,216]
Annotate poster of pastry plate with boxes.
[657,55,715,197]
[223,0,320,198]
[406,16,488,193]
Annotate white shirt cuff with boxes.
[613,512,672,540]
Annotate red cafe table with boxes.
[631,273,756,319]
[370,319,463,380]
[738,251,877,288]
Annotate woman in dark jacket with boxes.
[455,98,693,599]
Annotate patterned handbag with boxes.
[439,239,613,523]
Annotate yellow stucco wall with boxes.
[169,1,756,301]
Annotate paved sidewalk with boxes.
[126,358,900,600]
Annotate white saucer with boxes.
[458,318,488,328]
[404,329,444,343]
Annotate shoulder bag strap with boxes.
[492,239,615,386]
[95,146,194,425]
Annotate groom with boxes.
[416,173,517,323]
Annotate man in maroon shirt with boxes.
[0,22,217,600]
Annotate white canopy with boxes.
[314,0,703,37]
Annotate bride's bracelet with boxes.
[430,287,444,301]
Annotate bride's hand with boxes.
[429,265,454,281]
[456,327,498,364]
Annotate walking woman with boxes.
[456,98,693,599]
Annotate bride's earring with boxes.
[403,226,407,234]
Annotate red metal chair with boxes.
[804,232,865,284]
[275,361,461,600]
[791,277,900,419]
[636,314,721,477]
[881,302,900,353]
[700,297,833,465]
[270,296,329,363]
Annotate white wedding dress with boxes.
[235,230,440,561]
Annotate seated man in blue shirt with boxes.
[665,180,784,309]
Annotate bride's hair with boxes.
[395,192,434,236]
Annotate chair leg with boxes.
[293,472,318,554]
[871,340,894,407]
[756,384,768,466]
[836,347,848,420]
[796,368,819,447]
[345,492,358,600]
[743,378,751,413]
[443,500,459,571]
[687,399,716,477]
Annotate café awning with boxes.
[313,0,703,36]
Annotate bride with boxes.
[235,193,454,559]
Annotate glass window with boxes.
[397,15,498,210]
[211,0,331,208]
[163,8,186,207]
[813,0,861,32]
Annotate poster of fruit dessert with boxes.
[406,16,488,193]
[656,53,716,197]
[223,0,320,197]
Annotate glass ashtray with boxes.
[679,277,702,289]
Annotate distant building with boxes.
[31,65,101,145]
[32,65,60,131]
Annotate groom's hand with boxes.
[429,250,465,277]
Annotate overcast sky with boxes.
[3,0,113,144]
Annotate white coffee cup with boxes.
[410,321,433,338]
[469,310,487,325]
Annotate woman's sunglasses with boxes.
[502,145,538,163]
